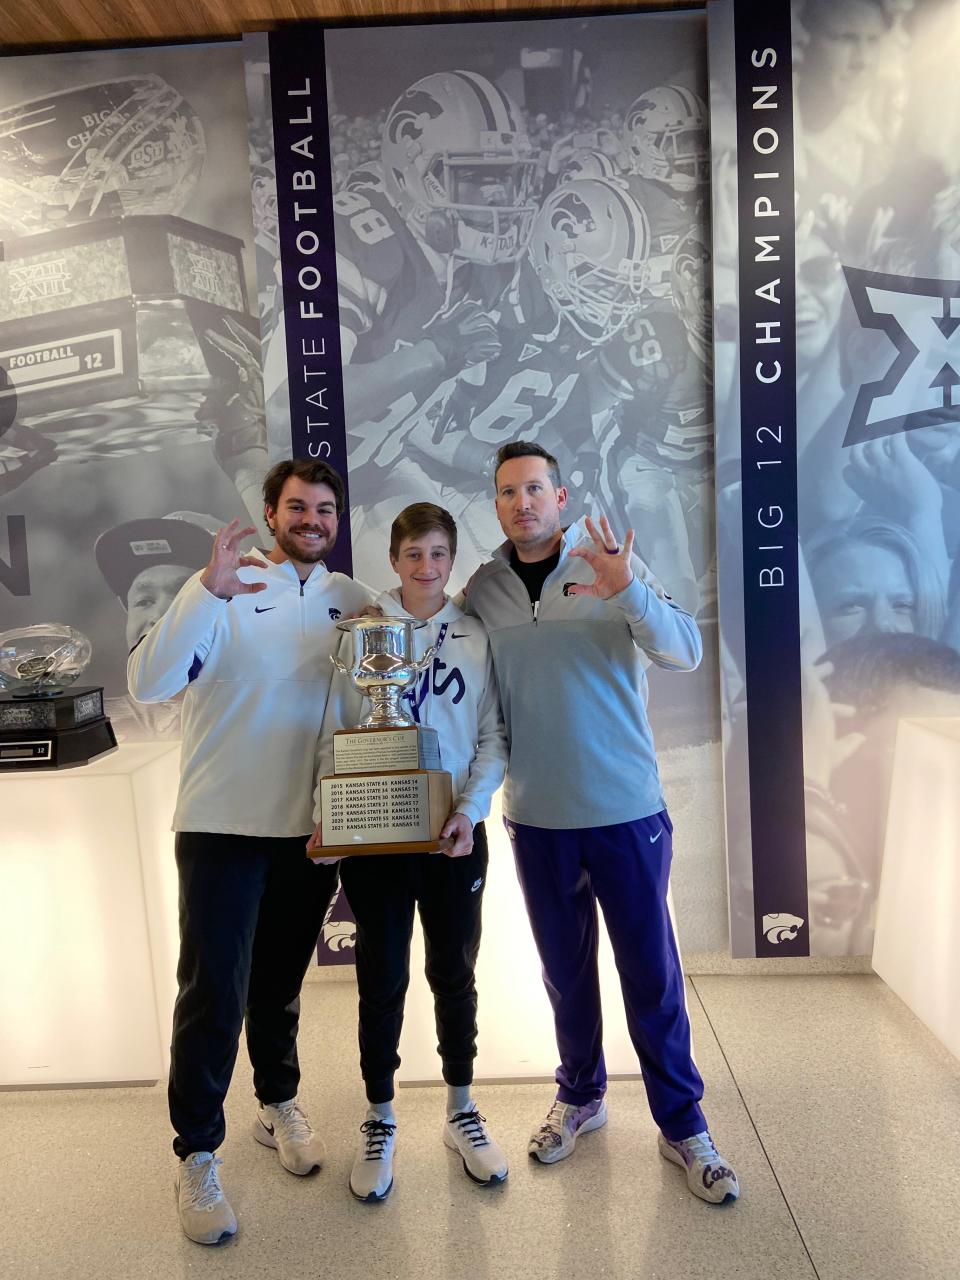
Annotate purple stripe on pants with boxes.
[504,811,705,1142]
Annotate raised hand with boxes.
[424,298,502,370]
[199,519,267,600]
[565,515,635,600]
[843,434,942,526]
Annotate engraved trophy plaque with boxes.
[0,624,117,770]
[317,617,453,857]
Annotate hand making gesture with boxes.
[199,519,267,600]
[566,515,635,599]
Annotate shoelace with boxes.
[675,1131,721,1165]
[450,1109,490,1148]
[272,1101,314,1146]
[359,1118,396,1161]
[533,1101,568,1148]
[184,1156,225,1211]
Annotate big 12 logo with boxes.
[843,267,960,446]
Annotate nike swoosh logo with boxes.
[260,1119,275,1134]
[450,632,469,640]
[649,829,663,843]
[254,605,277,614]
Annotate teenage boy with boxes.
[309,502,508,1202]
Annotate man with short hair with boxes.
[461,440,739,1204]
[128,458,372,1244]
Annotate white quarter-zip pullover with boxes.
[128,549,373,836]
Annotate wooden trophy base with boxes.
[315,836,455,858]
[314,767,454,858]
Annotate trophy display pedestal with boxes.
[0,215,257,450]
[0,685,117,771]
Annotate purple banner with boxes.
[267,28,352,575]
[734,0,808,955]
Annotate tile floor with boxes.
[2,973,957,1280]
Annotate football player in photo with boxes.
[336,70,537,434]
[395,176,653,567]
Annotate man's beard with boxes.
[274,525,334,563]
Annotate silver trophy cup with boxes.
[330,617,438,728]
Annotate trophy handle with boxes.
[330,653,350,676]
[412,643,438,673]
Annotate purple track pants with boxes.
[504,810,706,1142]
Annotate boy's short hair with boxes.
[389,502,458,561]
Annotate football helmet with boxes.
[381,70,537,264]
[558,148,622,186]
[0,76,205,235]
[528,177,650,346]
[671,226,712,362]
[621,85,708,192]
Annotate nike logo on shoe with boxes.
[254,605,277,614]
[649,829,663,843]
[260,1119,275,1134]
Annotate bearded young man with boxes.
[128,458,372,1244]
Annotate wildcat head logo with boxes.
[328,608,342,621]
[844,267,960,446]
[321,892,355,952]
[761,912,805,944]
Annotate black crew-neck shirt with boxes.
[509,545,561,605]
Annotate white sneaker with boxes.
[528,1097,607,1164]
[349,1112,397,1202]
[443,1104,509,1185]
[658,1130,740,1204]
[254,1098,325,1175]
[175,1152,237,1245]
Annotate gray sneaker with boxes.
[175,1152,237,1245]
[443,1105,509,1185]
[528,1097,607,1164]
[658,1130,740,1204]
[254,1098,325,1175]
[349,1112,397,1202]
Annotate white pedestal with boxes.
[0,743,180,1087]
[872,718,960,1061]
[397,791,687,1084]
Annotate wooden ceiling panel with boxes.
[0,0,691,52]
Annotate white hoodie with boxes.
[128,550,373,836]
[315,589,506,827]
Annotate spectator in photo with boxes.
[806,515,946,647]
[94,512,217,740]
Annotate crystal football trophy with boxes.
[316,618,454,857]
[0,625,117,769]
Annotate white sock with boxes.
[368,1100,395,1123]
[447,1084,473,1116]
